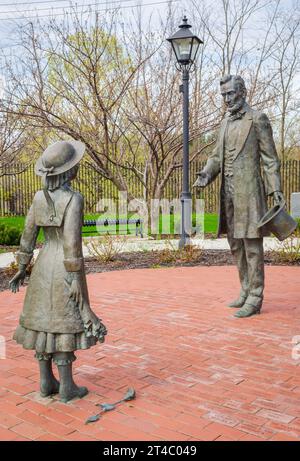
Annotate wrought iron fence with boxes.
[0,160,299,216]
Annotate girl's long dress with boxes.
[13,186,106,353]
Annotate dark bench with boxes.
[83,218,143,238]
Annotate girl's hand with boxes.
[9,270,26,293]
[69,278,83,305]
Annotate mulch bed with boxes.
[1,249,299,293]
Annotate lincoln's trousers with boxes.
[223,177,264,308]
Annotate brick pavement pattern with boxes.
[0,266,299,441]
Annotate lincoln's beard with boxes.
[227,97,245,114]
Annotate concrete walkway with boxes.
[0,236,285,269]
[0,266,299,441]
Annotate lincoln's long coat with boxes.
[17,187,99,334]
[202,103,281,238]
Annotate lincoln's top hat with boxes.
[35,140,85,177]
[257,200,298,241]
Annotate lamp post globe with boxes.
[167,16,202,67]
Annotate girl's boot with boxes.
[36,353,60,397]
[54,352,88,403]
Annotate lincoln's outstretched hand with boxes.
[193,172,210,188]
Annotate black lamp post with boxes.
[167,17,203,248]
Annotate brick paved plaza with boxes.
[0,266,299,441]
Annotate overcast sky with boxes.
[0,0,298,90]
[0,0,178,50]
[0,0,298,45]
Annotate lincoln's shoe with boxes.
[228,295,247,308]
[234,304,261,318]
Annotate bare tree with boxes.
[120,8,216,204]
[192,0,281,109]
[271,4,300,159]
[1,10,160,199]
[0,95,32,177]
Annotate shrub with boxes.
[157,239,203,265]
[178,244,203,263]
[273,220,300,263]
[3,258,19,277]
[84,234,126,263]
[157,240,178,264]
[0,223,22,246]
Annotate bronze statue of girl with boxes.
[9,140,107,403]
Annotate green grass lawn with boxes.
[0,213,218,243]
